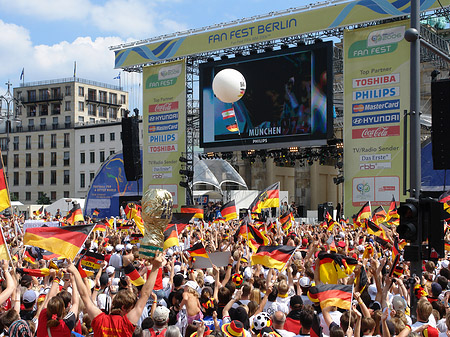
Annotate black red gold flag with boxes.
[221,201,238,221]
[308,284,353,309]
[163,224,179,250]
[66,203,84,225]
[248,182,280,213]
[181,205,204,219]
[186,241,208,258]
[124,263,145,286]
[251,245,296,270]
[0,151,10,213]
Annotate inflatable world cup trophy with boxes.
[139,189,173,258]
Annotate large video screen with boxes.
[200,41,333,151]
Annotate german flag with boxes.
[33,206,44,217]
[371,206,387,225]
[124,203,136,219]
[356,266,368,293]
[23,249,36,264]
[170,213,194,233]
[24,224,94,260]
[318,252,357,284]
[234,222,269,251]
[280,212,293,232]
[186,241,208,259]
[386,197,400,225]
[445,242,450,252]
[163,224,179,250]
[0,151,10,213]
[249,182,280,214]
[79,250,104,271]
[366,220,389,242]
[308,284,353,310]
[325,212,338,232]
[251,245,296,270]
[130,233,143,244]
[92,208,100,217]
[355,201,371,227]
[181,205,204,219]
[393,264,404,278]
[67,204,84,225]
[226,123,239,132]
[392,237,400,263]
[17,267,51,278]
[0,226,10,261]
[94,223,107,232]
[41,250,62,261]
[398,239,407,250]
[124,263,145,286]
[221,201,238,221]
[389,253,401,278]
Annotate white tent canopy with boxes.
[193,158,247,192]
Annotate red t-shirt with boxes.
[37,308,76,337]
[91,312,135,337]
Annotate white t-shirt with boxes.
[319,310,342,337]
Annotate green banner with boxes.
[142,60,186,209]
[114,1,444,68]
[343,21,410,218]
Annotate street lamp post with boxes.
[0,80,22,179]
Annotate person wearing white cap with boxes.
[109,244,123,277]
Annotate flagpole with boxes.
[348,285,355,329]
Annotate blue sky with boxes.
[0,0,317,92]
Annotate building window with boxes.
[64,151,70,166]
[80,152,85,164]
[109,107,117,119]
[51,170,56,185]
[38,171,44,185]
[88,103,96,117]
[120,95,126,104]
[78,86,84,96]
[51,152,56,166]
[98,106,107,118]
[80,135,85,144]
[39,104,48,116]
[65,86,71,96]
[40,118,46,130]
[51,134,57,148]
[110,132,115,141]
[26,153,31,167]
[64,170,70,184]
[26,192,31,201]
[26,171,31,185]
[52,117,58,129]
[64,133,70,147]
[100,151,105,163]
[110,150,115,156]
[26,136,31,150]
[64,191,69,198]
[39,89,49,101]
[51,191,56,201]
[27,105,36,117]
[0,139,7,152]
[38,135,44,149]
[28,90,36,102]
[37,192,44,200]
[80,173,85,188]
[100,134,105,142]
[13,137,19,151]
[90,135,95,143]
[65,101,71,111]
[90,152,95,164]
[13,154,19,168]
[78,116,84,123]
[51,103,61,115]
[78,102,84,112]
[109,93,117,104]
[90,173,95,182]
[13,172,19,186]
[65,116,71,128]
[99,91,107,103]
[38,153,44,167]
[11,192,18,200]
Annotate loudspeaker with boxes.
[121,117,142,181]
[318,203,333,221]
[431,79,450,170]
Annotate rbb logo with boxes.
[359,163,376,170]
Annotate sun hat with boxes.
[222,320,244,337]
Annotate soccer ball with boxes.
[232,273,244,288]
[252,312,271,331]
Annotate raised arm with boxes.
[0,260,16,306]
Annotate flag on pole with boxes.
[249,182,280,213]
[24,224,94,260]
[0,227,10,261]
[251,245,296,270]
[169,213,194,233]
[308,284,353,309]
[0,150,11,213]
[92,208,100,217]
[66,203,84,225]
[226,123,239,132]
[73,61,77,78]
[113,72,121,80]
[181,205,204,219]
[386,196,400,225]
[354,201,371,226]
[221,201,238,221]
[124,263,145,286]
[186,241,208,258]
[222,108,236,120]
[163,224,179,250]
[20,68,24,80]
[33,206,44,217]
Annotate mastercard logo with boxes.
[149,126,156,132]
[353,104,365,113]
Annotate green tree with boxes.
[36,193,50,205]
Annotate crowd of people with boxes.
[0,208,448,337]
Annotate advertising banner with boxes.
[114,1,443,68]
[143,60,186,209]
[343,21,410,218]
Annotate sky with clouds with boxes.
[0,0,315,103]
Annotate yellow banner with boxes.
[142,60,186,209]
[114,1,444,68]
[343,21,410,218]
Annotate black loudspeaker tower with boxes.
[318,202,333,221]
[431,79,450,170]
[121,117,142,181]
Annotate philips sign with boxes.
[353,87,400,101]
[352,99,400,114]
[149,133,178,143]
[352,112,400,126]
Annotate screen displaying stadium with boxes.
[200,41,333,151]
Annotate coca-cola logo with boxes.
[149,101,179,113]
[352,125,400,139]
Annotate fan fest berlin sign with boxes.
[343,21,410,218]
[114,1,444,68]
[143,60,186,209]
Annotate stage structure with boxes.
[110,0,450,215]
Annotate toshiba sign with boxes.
[352,73,400,88]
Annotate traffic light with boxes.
[397,199,419,241]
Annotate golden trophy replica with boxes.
[139,189,173,258]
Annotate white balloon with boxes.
[212,68,246,103]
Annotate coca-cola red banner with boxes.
[352,126,400,139]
